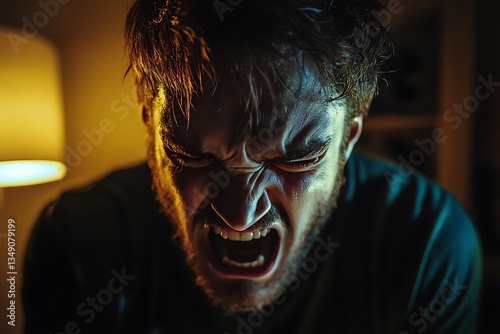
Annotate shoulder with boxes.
[342,151,482,267]
[345,152,450,206]
[23,163,170,330]
[25,162,165,280]
[342,151,474,230]
[27,161,161,257]
[336,152,483,332]
[53,162,154,217]
[34,163,156,249]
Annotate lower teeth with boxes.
[222,254,265,268]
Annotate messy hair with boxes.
[125,0,392,124]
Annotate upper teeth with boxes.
[212,226,270,241]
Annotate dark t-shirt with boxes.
[22,152,482,333]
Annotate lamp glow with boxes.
[0,161,66,187]
[0,26,66,187]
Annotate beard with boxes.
[145,114,348,314]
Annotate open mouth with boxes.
[206,225,280,278]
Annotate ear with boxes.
[141,106,149,125]
[135,85,150,125]
[344,115,363,160]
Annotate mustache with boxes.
[193,203,284,231]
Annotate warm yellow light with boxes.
[0,26,66,187]
[0,161,66,187]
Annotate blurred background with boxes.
[0,1,146,333]
[0,0,498,333]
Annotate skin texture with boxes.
[143,55,363,313]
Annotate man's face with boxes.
[146,58,356,313]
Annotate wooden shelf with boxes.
[363,115,436,131]
[358,0,474,208]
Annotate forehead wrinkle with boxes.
[244,108,332,163]
[281,95,331,145]
[286,118,330,149]
[241,82,332,161]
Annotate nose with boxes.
[210,171,271,231]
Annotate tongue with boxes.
[225,239,263,263]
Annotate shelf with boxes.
[359,0,474,207]
[363,115,436,131]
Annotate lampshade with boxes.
[0,26,66,187]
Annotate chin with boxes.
[189,221,293,314]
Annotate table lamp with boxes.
[0,26,66,187]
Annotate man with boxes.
[23,0,482,333]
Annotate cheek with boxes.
[288,148,339,197]
[150,132,214,220]
[285,170,335,209]
[276,156,339,231]
[172,168,222,220]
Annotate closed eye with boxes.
[164,148,214,168]
[272,147,328,172]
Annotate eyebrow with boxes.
[161,120,332,162]
[162,132,210,158]
[164,132,331,163]
[274,137,331,162]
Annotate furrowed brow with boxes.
[161,132,209,158]
[274,138,331,162]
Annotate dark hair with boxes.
[125,0,392,122]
